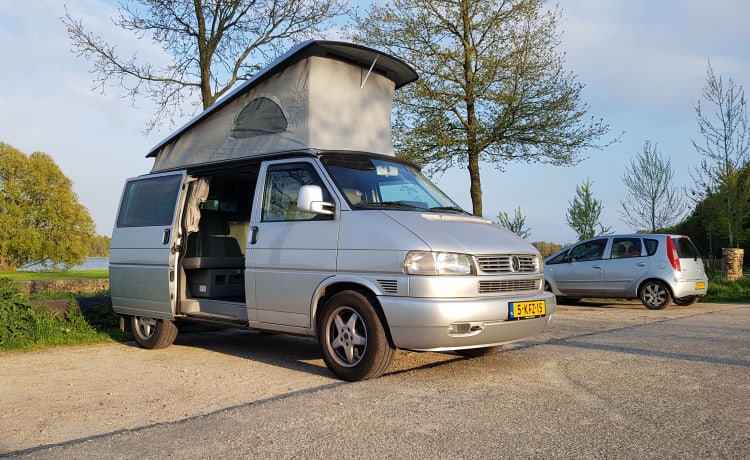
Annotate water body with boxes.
[19,257,109,272]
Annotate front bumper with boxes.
[378,291,556,351]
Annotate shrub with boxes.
[0,277,116,350]
[0,278,34,347]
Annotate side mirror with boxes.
[297,185,334,215]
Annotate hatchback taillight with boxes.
[666,237,681,271]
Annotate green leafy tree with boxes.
[496,206,531,239]
[531,241,563,257]
[0,143,95,271]
[566,178,611,241]
[683,163,750,256]
[353,0,613,216]
[63,0,347,132]
[691,60,750,247]
[88,235,112,258]
[620,140,686,232]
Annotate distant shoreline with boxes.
[19,257,109,272]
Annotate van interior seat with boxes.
[343,188,362,205]
[183,210,245,270]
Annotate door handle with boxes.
[162,229,171,245]
[250,226,259,244]
[592,265,601,269]
[637,262,646,267]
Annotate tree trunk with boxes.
[721,247,744,281]
[468,151,482,216]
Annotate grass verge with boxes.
[0,278,125,351]
[2,270,108,281]
[703,268,750,303]
[1,273,226,352]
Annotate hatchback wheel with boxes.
[639,281,672,310]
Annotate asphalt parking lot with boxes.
[2,300,748,459]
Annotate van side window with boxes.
[116,174,183,227]
[262,164,332,222]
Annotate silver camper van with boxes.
[110,41,556,381]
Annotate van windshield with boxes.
[321,155,467,213]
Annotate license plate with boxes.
[509,300,546,320]
[695,281,706,289]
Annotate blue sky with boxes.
[1,0,749,244]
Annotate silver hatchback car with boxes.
[544,234,708,309]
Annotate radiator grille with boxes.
[478,279,541,294]
[475,255,539,274]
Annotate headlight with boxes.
[404,251,474,275]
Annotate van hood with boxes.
[382,211,538,255]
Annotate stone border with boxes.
[12,279,109,295]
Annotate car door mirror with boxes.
[297,185,334,215]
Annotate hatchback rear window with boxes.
[673,236,701,259]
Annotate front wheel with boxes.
[131,316,178,349]
[317,291,395,381]
[673,296,699,306]
[639,281,672,310]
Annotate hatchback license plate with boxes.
[695,281,706,289]
[509,300,546,320]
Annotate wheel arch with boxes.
[636,277,675,298]
[312,279,395,349]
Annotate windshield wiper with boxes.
[359,201,428,210]
[429,206,469,214]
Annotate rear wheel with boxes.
[455,346,503,358]
[673,296,699,306]
[131,316,178,349]
[318,291,395,381]
[639,281,672,310]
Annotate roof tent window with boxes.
[232,97,287,138]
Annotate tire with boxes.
[455,346,503,358]
[673,296,699,306]
[639,281,672,310]
[131,315,178,349]
[317,290,395,381]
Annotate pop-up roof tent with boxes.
[147,40,418,173]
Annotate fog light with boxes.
[449,322,471,334]
[448,322,485,336]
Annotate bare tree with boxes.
[691,60,750,247]
[496,206,531,239]
[352,0,614,217]
[566,178,611,241]
[62,0,347,132]
[619,141,686,232]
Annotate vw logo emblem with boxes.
[510,255,520,272]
